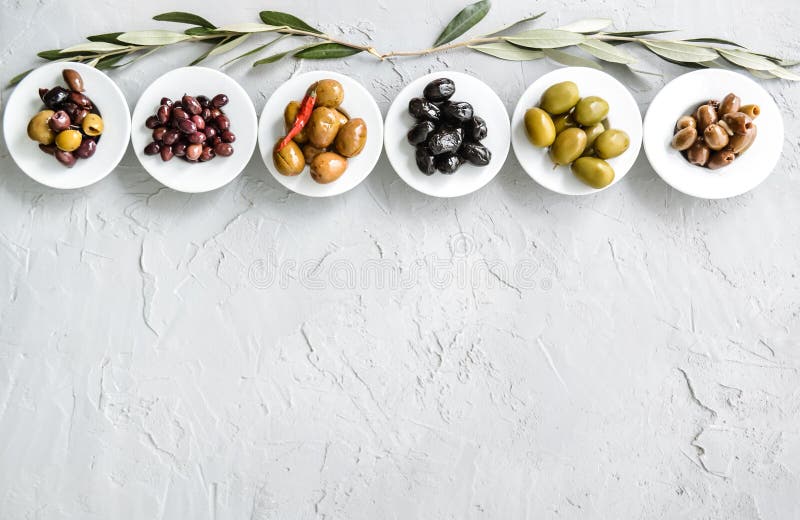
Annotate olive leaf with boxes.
[8,69,32,86]
[185,27,216,36]
[294,43,363,59]
[95,54,127,69]
[253,45,312,67]
[87,32,124,44]
[605,30,675,38]
[434,0,491,47]
[543,48,602,69]
[768,66,800,81]
[223,34,290,66]
[483,12,546,37]
[717,49,778,71]
[578,39,636,64]
[558,18,612,34]
[37,49,83,60]
[685,37,744,48]
[259,11,321,34]
[215,23,281,34]
[119,30,191,45]
[208,34,251,58]
[153,11,215,28]
[642,40,718,63]
[61,42,127,54]
[505,29,586,49]
[469,41,543,60]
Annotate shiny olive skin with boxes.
[571,157,615,189]
[284,101,309,144]
[583,122,606,150]
[185,143,202,161]
[707,149,735,170]
[47,110,70,132]
[302,144,327,164]
[524,107,556,148]
[69,91,92,110]
[160,145,174,162]
[144,142,161,155]
[55,129,82,152]
[407,121,436,145]
[465,116,487,141]
[728,124,757,154]
[182,95,202,115]
[686,141,710,166]
[408,97,441,123]
[315,79,344,108]
[695,104,718,131]
[458,142,491,166]
[415,147,436,175]
[423,78,455,102]
[27,110,56,144]
[211,94,228,108]
[307,107,342,148]
[703,124,729,151]
[310,152,348,184]
[273,139,305,176]
[82,113,103,136]
[55,149,76,167]
[739,104,760,119]
[718,93,741,116]
[722,112,753,135]
[441,101,474,124]
[74,138,97,159]
[435,153,463,174]
[427,127,463,155]
[573,96,609,126]
[39,144,56,155]
[214,142,234,157]
[552,113,577,134]
[334,118,368,157]
[593,129,629,160]
[331,109,349,128]
[549,127,587,166]
[676,115,697,131]
[671,127,698,151]
[43,87,69,110]
[540,81,580,115]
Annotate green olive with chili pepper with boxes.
[284,101,309,144]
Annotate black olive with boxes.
[465,116,488,141]
[42,86,70,110]
[441,101,474,124]
[415,146,436,175]
[435,153,463,174]
[427,128,463,155]
[423,78,456,102]
[407,121,436,146]
[408,97,441,122]
[459,142,492,166]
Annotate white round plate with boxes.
[3,62,130,189]
[511,67,643,195]
[384,71,510,198]
[131,67,257,193]
[259,71,383,197]
[644,69,783,199]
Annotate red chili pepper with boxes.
[277,83,317,151]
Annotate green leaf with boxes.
[434,0,491,47]
[605,30,675,37]
[119,30,191,45]
[37,49,83,60]
[185,27,216,36]
[543,48,602,69]
[189,47,214,66]
[253,49,296,66]
[746,68,776,79]
[685,37,744,48]
[505,29,585,49]
[558,18,612,34]
[642,40,718,63]
[61,42,127,54]
[768,66,800,81]
[95,54,127,70]
[87,32,124,44]
[207,34,251,58]
[259,11,321,34]
[717,49,779,71]
[8,69,32,86]
[222,34,290,66]
[772,58,800,67]
[214,23,282,34]
[484,12,546,37]
[469,41,544,60]
[294,43,362,59]
[578,39,636,64]
[153,11,215,28]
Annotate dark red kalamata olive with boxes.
[211,136,223,146]
[160,97,173,107]
[48,110,71,132]
[152,126,167,141]
[197,95,210,108]
[157,104,171,124]
[212,94,229,108]
[39,143,57,155]
[172,142,187,157]
[55,149,76,167]
[172,107,188,121]
[187,131,206,144]
[73,108,88,125]
[185,143,202,161]
[199,145,215,162]
[74,138,97,159]
[221,130,235,143]
[214,142,233,156]
[210,108,222,119]
[43,86,69,110]
[204,127,217,139]
[39,88,49,102]
[200,108,212,121]
[191,115,205,131]
[182,95,201,115]
[214,115,230,131]
[160,145,174,162]
[69,91,92,109]
[144,142,161,155]
[145,115,160,129]
[178,118,197,134]
[162,129,180,146]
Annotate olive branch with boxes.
[9,1,799,87]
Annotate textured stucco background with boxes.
[1,0,799,518]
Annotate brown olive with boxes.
[178,118,197,135]
[187,131,206,144]
[703,124,730,151]
[157,104,171,124]
[191,115,205,131]
[172,143,187,157]
[334,118,367,157]
[671,127,697,151]
[310,152,348,184]
[39,88,49,102]
[283,101,308,144]
[215,115,230,131]
[27,110,56,145]
[69,91,92,109]
[221,131,236,143]
[728,124,757,154]
[273,140,305,175]
[718,93,741,116]
[676,115,696,131]
[160,145,174,162]
[722,112,753,135]
[62,69,84,92]
[144,142,161,155]
[173,107,189,121]
[48,110,71,132]
[39,144,57,155]
[161,97,173,107]
[687,141,710,167]
[74,139,97,159]
[182,95,202,115]
[162,129,180,146]
[695,104,718,131]
[331,109,349,128]
[302,144,327,164]
[214,142,234,157]
[315,79,344,108]
[185,143,203,161]
[707,149,735,170]
[146,116,160,129]
[212,94,228,108]
[716,119,734,136]
[739,104,760,119]
[199,145,215,162]
[152,126,167,141]
[307,107,342,148]
[55,150,76,167]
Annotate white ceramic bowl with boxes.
[259,71,383,197]
[643,69,783,199]
[3,62,130,189]
[130,67,257,193]
[384,71,510,198]
[511,67,643,195]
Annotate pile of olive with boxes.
[670,93,759,170]
[142,93,235,163]
[524,81,630,189]
[26,69,104,168]
[407,78,491,175]
[273,79,368,184]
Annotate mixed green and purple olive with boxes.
[670,93,759,170]
[524,81,630,189]
[26,69,104,168]
[408,78,491,175]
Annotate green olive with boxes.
[593,129,630,159]
[540,81,580,115]
[552,113,578,134]
[82,113,103,136]
[573,96,609,126]
[55,129,82,152]
[310,152,348,184]
[571,157,615,189]
[27,110,56,145]
[548,127,587,166]
[583,122,605,149]
[523,107,556,148]
[307,107,342,148]
[315,79,344,108]
[272,139,305,176]
[284,101,308,144]
[302,144,328,164]
[334,118,367,157]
